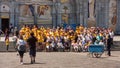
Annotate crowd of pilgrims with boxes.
[18,25,114,52]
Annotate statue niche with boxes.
[88,0,96,27]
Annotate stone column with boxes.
[104,0,109,28]
[116,0,120,34]
[83,0,88,27]
[100,0,106,28]
[10,1,15,26]
[96,0,105,27]
[51,2,57,27]
[35,4,38,14]
[15,1,19,27]
[0,1,1,29]
[95,0,109,28]
[79,0,84,25]
[76,0,80,25]
[56,2,62,26]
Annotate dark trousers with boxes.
[107,46,111,56]
[6,45,9,51]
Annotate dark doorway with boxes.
[1,18,9,33]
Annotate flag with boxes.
[29,5,34,16]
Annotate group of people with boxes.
[3,25,19,52]
[3,24,114,64]
[18,25,114,53]
[1,24,37,64]
[16,32,38,64]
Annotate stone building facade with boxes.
[0,0,120,34]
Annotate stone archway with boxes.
[116,0,120,34]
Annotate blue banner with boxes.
[63,24,76,30]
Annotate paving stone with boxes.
[0,52,120,68]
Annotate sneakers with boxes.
[33,60,35,63]
[31,61,33,64]
[31,60,35,64]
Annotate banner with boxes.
[63,24,76,30]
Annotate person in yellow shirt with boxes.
[5,36,9,51]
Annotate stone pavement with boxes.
[0,52,120,68]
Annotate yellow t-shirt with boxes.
[5,39,9,45]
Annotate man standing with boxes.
[27,32,38,64]
[107,35,112,56]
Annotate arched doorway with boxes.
[0,4,10,32]
[1,18,9,33]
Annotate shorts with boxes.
[29,49,36,57]
[18,51,25,57]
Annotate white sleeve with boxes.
[16,39,19,45]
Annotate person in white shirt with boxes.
[16,36,26,65]
[12,34,18,50]
[99,40,104,45]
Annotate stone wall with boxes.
[0,0,120,33]
[109,0,117,31]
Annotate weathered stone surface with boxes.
[109,0,117,31]
[0,52,120,68]
[0,0,120,33]
[87,19,96,27]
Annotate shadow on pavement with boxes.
[23,62,46,65]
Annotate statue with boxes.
[109,0,117,31]
[88,0,96,27]
[88,0,95,20]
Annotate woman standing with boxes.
[5,36,9,51]
[12,34,18,51]
[16,36,26,64]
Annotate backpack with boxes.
[18,45,26,51]
[17,39,26,51]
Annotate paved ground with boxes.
[0,52,120,68]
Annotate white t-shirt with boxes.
[12,36,17,42]
[17,39,26,46]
